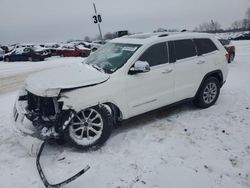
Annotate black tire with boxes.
[92,48,97,52]
[80,52,86,57]
[4,57,10,62]
[193,77,220,108]
[28,57,33,62]
[64,105,113,150]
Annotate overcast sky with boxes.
[0,0,249,44]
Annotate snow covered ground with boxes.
[0,41,250,188]
[0,57,84,94]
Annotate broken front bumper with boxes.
[13,99,40,137]
[12,100,45,155]
[12,89,75,142]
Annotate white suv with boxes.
[13,32,228,150]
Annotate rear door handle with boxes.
[162,69,173,74]
[197,60,205,64]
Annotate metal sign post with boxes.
[93,3,104,44]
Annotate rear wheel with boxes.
[92,48,97,52]
[28,57,33,61]
[64,105,113,150]
[4,57,10,62]
[81,52,86,57]
[194,77,220,108]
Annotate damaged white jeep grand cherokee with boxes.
[13,32,228,150]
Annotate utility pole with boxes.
[93,3,104,44]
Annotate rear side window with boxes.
[174,39,197,60]
[218,39,230,46]
[139,42,168,66]
[194,38,218,56]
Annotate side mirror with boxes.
[129,61,150,74]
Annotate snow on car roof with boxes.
[32,46,47,51]
[14,47,25,53]
[76,45,90,50]
[111,32,215,45]
[215,31,250,40]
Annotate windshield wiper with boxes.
[91,64,105,73]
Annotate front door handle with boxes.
[197,60,205,64]
[162,69,173,74]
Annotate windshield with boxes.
[84,43,141,73]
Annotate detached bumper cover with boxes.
[12,100,44,155]
[13,99,41,137]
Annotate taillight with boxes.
[225,53,229,62]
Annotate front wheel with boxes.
[64,105,113,150]
[194,77,220,108]
[4,57,10,62]
[28,57,33,61]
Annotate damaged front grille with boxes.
[27,92,57,117]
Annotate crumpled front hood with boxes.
[26,63,109,97]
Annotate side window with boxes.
[174,39,197,60]
[23,48,30,53]
[194,38,218,56]
[139,42,168,67]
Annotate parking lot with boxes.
[0,40,249,187]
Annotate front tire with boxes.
[4,57,10,62]
[64,105,113,150]
[28,57,33,61]
[194,77,220,108]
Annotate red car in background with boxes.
[56,45,91,57]
[218,39,235,63]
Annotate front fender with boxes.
[59,89,128,119]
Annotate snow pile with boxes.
[0,41,249,188]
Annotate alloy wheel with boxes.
[203,82,218,104]
[69,108,104,146]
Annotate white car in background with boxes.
[0,48,4,61]
[13,32,228,150]
[90,40,105,52]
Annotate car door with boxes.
[171,39,204,101]
[193,38,220,74]
[125,42,175,117]
[22,48,32,60]
[11,49,24,61]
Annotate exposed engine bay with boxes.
[15,89,73,139]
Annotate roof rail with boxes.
[158,34,168,37]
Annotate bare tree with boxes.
[246,8,250,20]
[231,20,243,30]
[104,32,115,40]
[84,36,91,42]
[243,8,250,29]
[153,28,178,33]
[153,28,167,32]
[195,20,222,32]
[229,7,250,30]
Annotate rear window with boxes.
[194,38,218,56]
[218,39,230,46]
[174,39,197,60]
